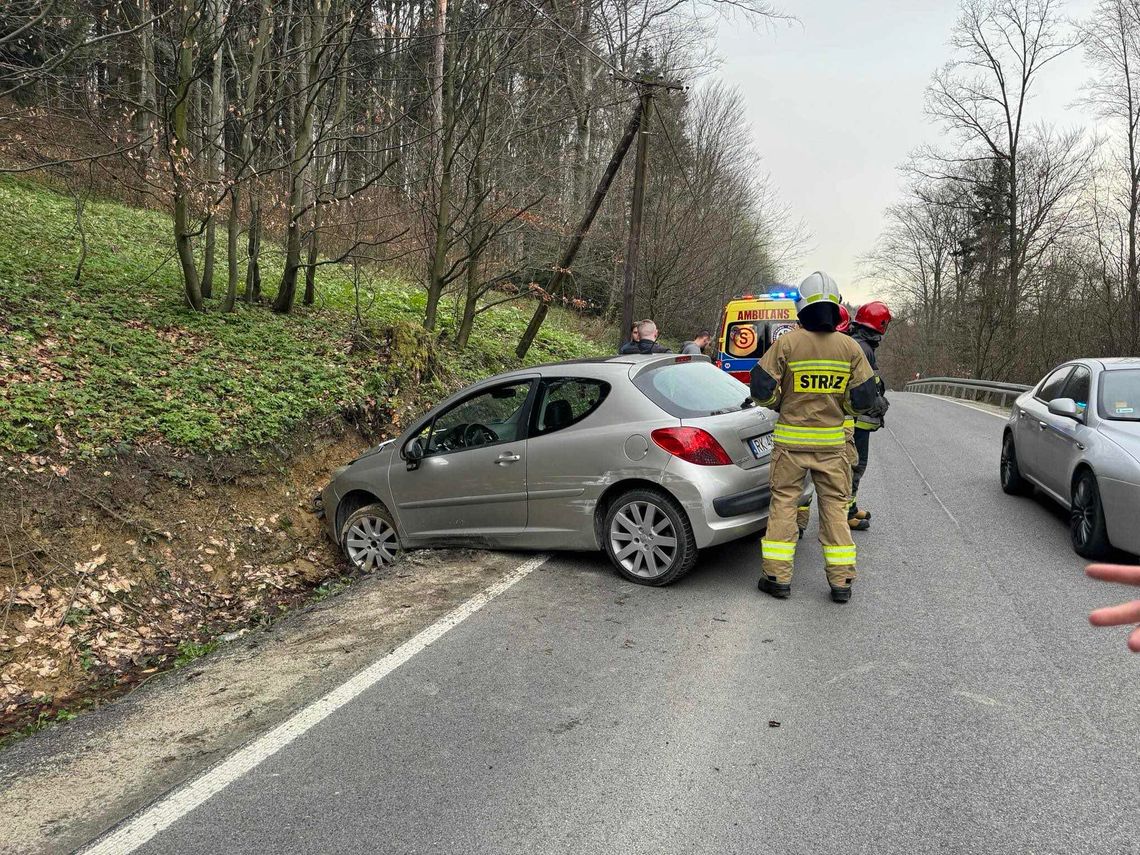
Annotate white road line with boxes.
[80,553,551,855]
[910,391,1010,420]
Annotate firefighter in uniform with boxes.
[796,306,860,536]
[751,273,878,603]
[847,301,893,528]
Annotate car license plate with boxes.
[748,434,773,459]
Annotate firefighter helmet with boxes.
[795,271,843,329]
[854,300,892,334]
[837,304,851,334]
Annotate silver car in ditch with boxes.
[319,354,810,585]
[1001,357,1140,559]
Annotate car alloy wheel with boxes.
[609,499,679,581]
[1000,433,1030,496]
[1070,471,1111,559]
[343,509,399,571]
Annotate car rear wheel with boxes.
[603,489,697,586]
[1000,432,1031,496]
[341,503,401,571]
[1071,471,1111,559]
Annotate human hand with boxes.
[1087,563,1140,652]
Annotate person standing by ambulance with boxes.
[847,301,892,528]
[751,272,877,603]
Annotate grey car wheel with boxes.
[1000,432,1031,496]
[1071,471,1112,560]
[603,488,697,586]
[341,503,401,571]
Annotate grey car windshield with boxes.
[1099,369,1140,422]
[634,361,752,417]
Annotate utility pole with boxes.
[515,101,645,359]
[619,76,684,349]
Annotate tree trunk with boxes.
[303,201,321,306]
[136,0,157,179]
[245,198,261,302]
[200,0,226,299]
[516,101,644,358]
[223,186,238,311]
[423,5,454,331]
[274,1,328,314]
[172,0,203,311]
[229,0,272,303]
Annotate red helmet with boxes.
[837,304,851,333]
[854,300,892,334]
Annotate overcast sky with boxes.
[713,0,1098,301]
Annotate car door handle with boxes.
[1038,421,1048,430]
[495,452,520,465]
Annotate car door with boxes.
[1017,365,1073,482]
[387,378,536,541]
[1035,364,1092,500]
[523,376,613,545]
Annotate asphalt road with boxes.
[120,392,1140,855]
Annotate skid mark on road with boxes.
[80,554,551,855]
[885,422,964,534]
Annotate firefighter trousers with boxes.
[849,428,871,514]
[763,445,857,588]
[797,436,859,528]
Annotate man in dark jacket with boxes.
[847,301,892,529]
[620,319,671,355]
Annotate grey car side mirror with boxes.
[405,437,425,470]
[1048,397,1083,421]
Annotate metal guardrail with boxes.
[904,376,1032,408]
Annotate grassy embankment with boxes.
[0,176,606,457]
[0,176,608,740]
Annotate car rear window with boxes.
[1099,369,1140,421]
[633,361,753,418]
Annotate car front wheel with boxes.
[341,503,401,571]
[1071,471,1111,559]
[603,488,697,586]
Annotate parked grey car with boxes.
[319,354,810,585]
[1001,358,1140,558]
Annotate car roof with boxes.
[488,354,697,383]
[1097,357,1140,370]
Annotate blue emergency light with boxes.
[764,287,800,301]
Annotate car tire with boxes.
[603,488,697,586]
[1071,471,1112,560]
[340,503,401,572]
[1000,432,1031,496]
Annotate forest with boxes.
[869,0,1140,386]
[0,0,799,352]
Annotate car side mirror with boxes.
[1048,397,1083,421]
[404,437,424,470]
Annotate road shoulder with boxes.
[0,549,530,855]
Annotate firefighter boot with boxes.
[829,584,852,603]
[758,575,791,599]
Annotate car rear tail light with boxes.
[651,427,733,466]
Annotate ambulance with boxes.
[714,288,800,383]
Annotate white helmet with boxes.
[796,271,843,328]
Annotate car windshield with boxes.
[633,361,753,418]
[1099,369,1140,422]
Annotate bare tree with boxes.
[1081,0,1140,350]
[924,0,1078,324]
